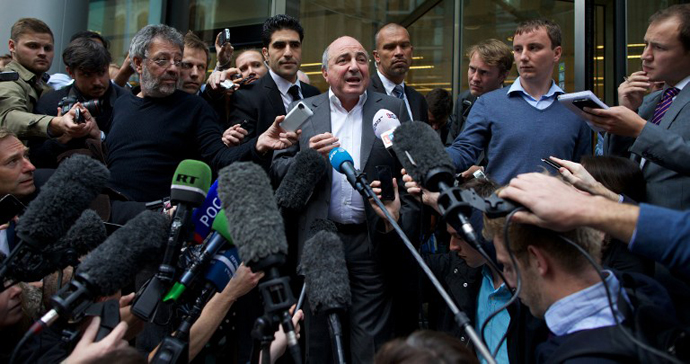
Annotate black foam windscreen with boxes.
[302,231,350,314]
[308,219,337,238]
[275,148,326,212]
[76,210,168,296]
[391,121,455,190]
[56,209,106,257]
[16,155,109,247]
[217,162,288,265]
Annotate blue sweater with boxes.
[446,87,592,184]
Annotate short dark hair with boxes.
[63,38,112,73]
[70,30,109,49]
[10,18,53,42]
[580,156,646,203]
[649,4,690,52]
[261,14,304,48]
[425,88,452,122]
[514,19,562,49]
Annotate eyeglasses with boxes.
[146,57,182,69]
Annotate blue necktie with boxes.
[650,87,680,125]
[393,84,405,100]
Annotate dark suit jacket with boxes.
[270,91,418,257]
[368,72,428,122]
[449,90,477,144]
[228,73,321,139]
[604,86,690,209]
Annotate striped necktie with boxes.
[393,84,405,99]
[650,87,680,125]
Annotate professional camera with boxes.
[58,96,101,123]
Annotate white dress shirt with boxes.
[269,69,303,111]
[328,89,368,224]
[377,69,414,120]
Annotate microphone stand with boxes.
[350,170,498,364]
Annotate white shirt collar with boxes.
[377,69,404,95]
[328,88,368,112]
[269,68,300,96]
[671,74,690,90]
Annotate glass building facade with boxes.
[87,0,688,105]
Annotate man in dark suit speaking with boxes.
[369,23,428,123]
[271,36,417,363]
[225,14,320,154]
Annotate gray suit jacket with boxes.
[271,91,418,257]
[605,86,690,209]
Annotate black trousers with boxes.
[304,226,393,364]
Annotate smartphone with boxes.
[0,194,25,225]
[571,98,602,111]
[541,158,562,171]
[376,165,395,201]
[281,101,313,132]
[219,28,231,46]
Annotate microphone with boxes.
[164,209,234,302]
[1,155,109,286]
[391,121,480,242]
[372,109,401,152]
[15,154,109,248]
[6,209,107,284]
[275,148,326,212]
[31,210,169,334]
[296,218,338,311]
[302,230,350,364]
[217,161,301,364]
[390,121,498,364]
[203,247,241,293]
[191,180,221,244]
[328,147,371,198]
[132,159,212,322]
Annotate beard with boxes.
[141,65,180,97]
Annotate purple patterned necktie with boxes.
[650,87,680,125]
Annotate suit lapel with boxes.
[360,93,379,169]
[370,74,384,93]
[263,75,287,116]
[306,94,333,182]
[659,86,690,129]
[404,85,420,120]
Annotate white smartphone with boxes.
[280,101,313,132]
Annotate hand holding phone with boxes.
[541,157,562,171]
[280,102,313,132]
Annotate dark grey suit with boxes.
[369,73,428,122]
[271,91,419,363]
[605,86,690,210]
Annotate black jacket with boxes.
[368,72,428,122]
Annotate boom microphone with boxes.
[16,154,109,248]
[302,231,350,364]
[32,210,169,333]
[217,162,301,364]
[218,162,287,267]
[275,148,326,212]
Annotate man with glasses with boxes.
[105,24,299,202]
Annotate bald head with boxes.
[322,36,370,110]
[375,23,408,48]
[373,23,413,84]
